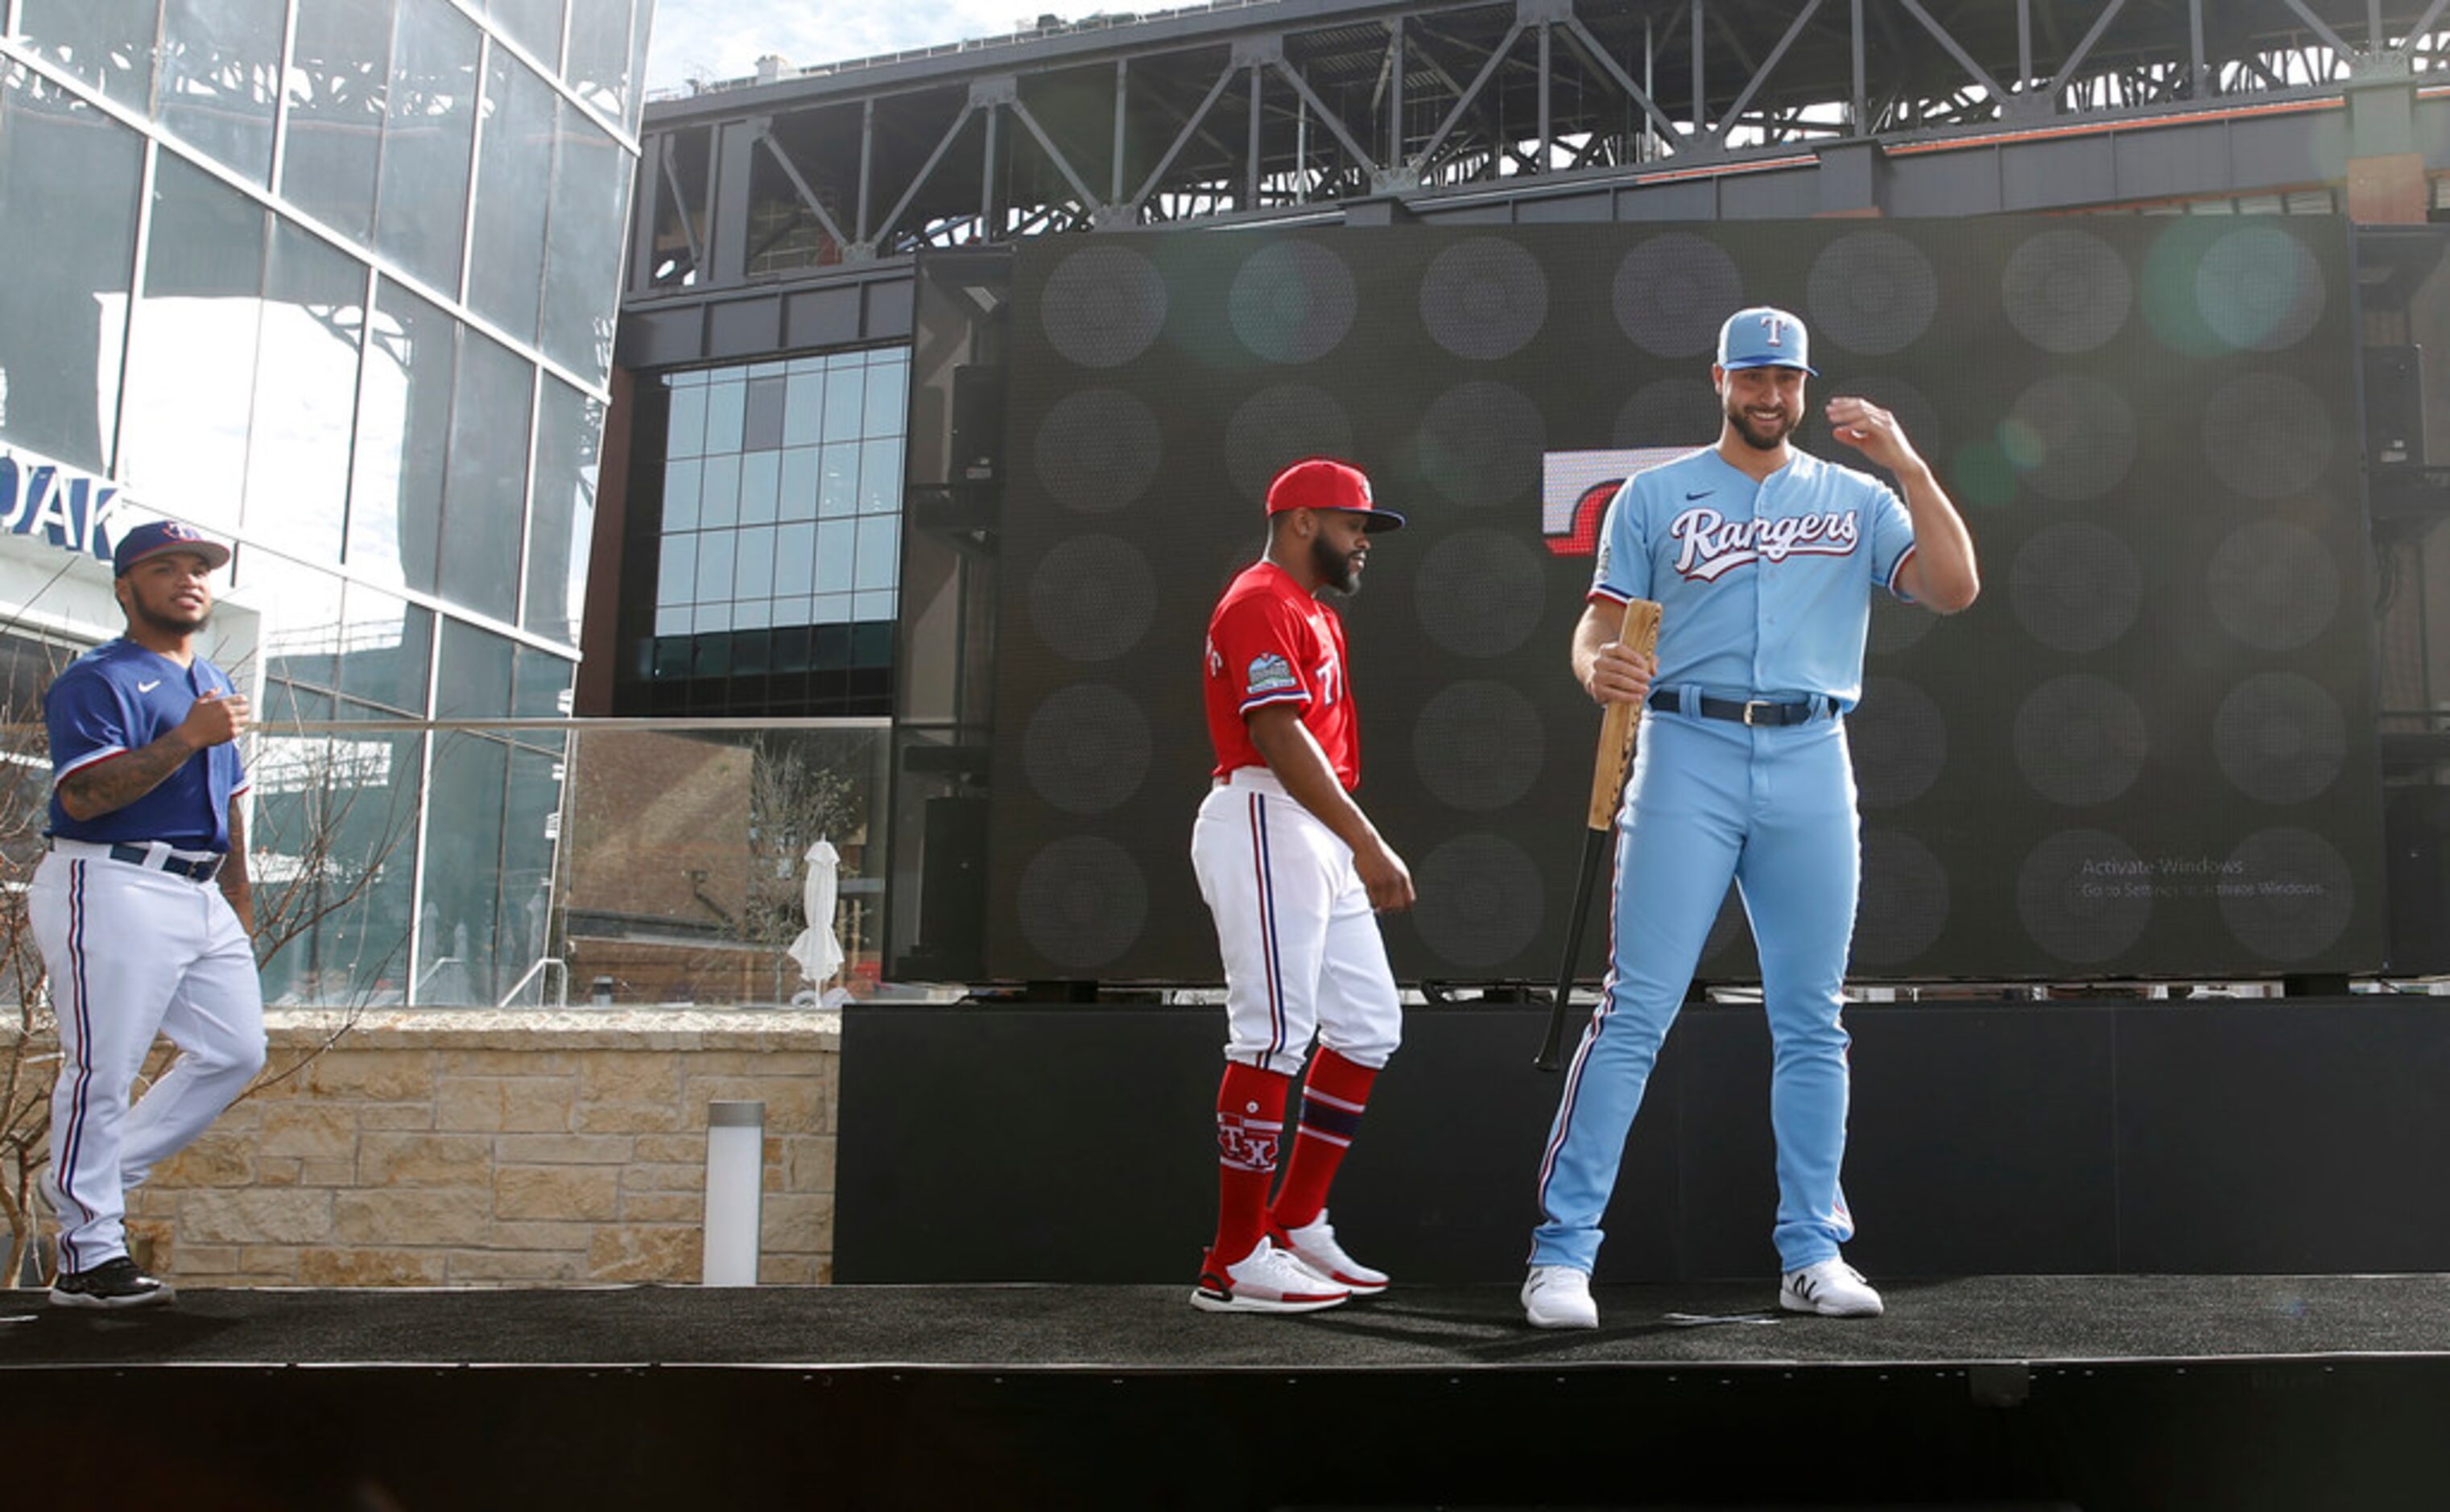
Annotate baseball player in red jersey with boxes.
[1188,457,1415,1314]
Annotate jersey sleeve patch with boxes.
[1246,652,1299,696]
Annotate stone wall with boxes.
[34,1009,839,1287]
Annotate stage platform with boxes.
[8,1275,2450,1508]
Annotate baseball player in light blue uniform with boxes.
[1522,308,1981,1328]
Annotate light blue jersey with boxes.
[1589,446,1917,709]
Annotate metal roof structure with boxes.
[624,0,2450,304]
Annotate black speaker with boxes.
[900,795,988,979]
[2365,344,2423,469]
[952,364,1006,483]
[2385,786,2450,973]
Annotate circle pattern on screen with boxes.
[1027,535,1157,662]
[2220,826,2353,962]
[1415,529,1547,659]
[1225,384,1354,502]
[1801,374,1941,470]
[1413,682,1546,812]
[2018,829,2152,965]
[1017,837,1147,969]
[2006,374,2136,502]
[1808,231,1938,356]
[2196,225,2324,353]
[1613,377,1724,450]
[2002,228,2132,354]
[1614,233,1745,357]
[2202,373,2332,501]
[1420,237,1548,361]
[2213,671,2345,805]
[2010,523,2142,655]
[1035,389,1162,513]
[1230,240,1357,365]
[1848,677,1946,810]
[1040,246,1168,368]
[1023,684,1151,815]
[1418,380,1545,506]
[1853,828,1949,968]
[1868,593,1935,657]
[2014,675,2149,807]
[1411,832,1544,969]
[2208,521,2337,652]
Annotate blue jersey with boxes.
[45,640,250,851]
[1589,446,1916,709]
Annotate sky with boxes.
[643,0,1075,95]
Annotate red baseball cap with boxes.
[1264,457,1407,532]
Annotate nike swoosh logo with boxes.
[1685,490,1713,500]
[138,680,161,692]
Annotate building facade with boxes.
[0,0,656,1006]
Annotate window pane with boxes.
[541,100,626,382]
[0,71,143,473]
[774,521,816,598]
[523,375,598,643]
[348,280,455,591]
[487,0,565,71]
[119,154,266,535]
[563,0,634,123]
[778,445,820,522]
[861,356,907,439]
[811,593,851,624]
[814,519,854,593]
[654,604,688,636]
[661,457,701,531]
[733,597,773,632]
[699,452,740,529]
[438,328,531,622]
[818,442,857,516]
[435,616,514,719]
[822,359,863,439]
[656,533,695,607]
[857,436,902,514]
[744,374,786,451]
[258,725,421,1004]
[738,449,779,524]
[693,530,733,604]
[853,514,899,592]
[733,524,775,600]
[783,370,824,447]
[419,729,507,1002]
[375,0,479,295]
[703,378,746,455]
[19,0,160,113]
[853,589,895,624]
[242,222,365,565]
[665,382,706,457]
[246,552,349,696]
[338,586,434,713]
[695,601,732,634]
[282,0,395,245]
[498,740,564,1002]
[158,0,287,184]
[467,43,556,341]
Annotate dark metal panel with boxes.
[706,294,783,357]
[1613,177,1732,221]
[786,283,865,348]
[2000,133,2117,211]
[614,305,705,368]
[1510,188,1614,221]
[1885,147,2007,216]
[2228,109,2355,193]
[866,277,919,338]
[1716,164,1828,217]
[2112,119,2254,204]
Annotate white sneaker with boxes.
[1273,1210,1388,1295]
[1191,1237,1351,1314]
[1521,1264,1598,1329]
[1779,1258,1884,1317]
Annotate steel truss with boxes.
[631,0,2450,293]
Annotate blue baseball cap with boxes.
[1717,306,1817,375]
[112,519,231,577]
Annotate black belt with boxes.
[56,840,225,882]
[1651,690,1834,727]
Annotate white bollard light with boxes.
[701,1100,766,1287]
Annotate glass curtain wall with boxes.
[0,0,653,1007]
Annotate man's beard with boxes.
[1311,533,1362,596]
[1726,399,1795,452]
[131,600,209,635]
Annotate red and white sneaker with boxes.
[1272,1210,1388,1295]
[1191,1237,1351,1314]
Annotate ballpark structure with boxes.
[0,0,656,1006]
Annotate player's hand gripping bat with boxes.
[1535,596,1661,1072]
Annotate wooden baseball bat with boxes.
[1535,596,1662,1072]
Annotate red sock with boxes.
[1267,1048,1379,1234]
[1209,1061,1292,1268]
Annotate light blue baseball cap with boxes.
[1717,306,1817,375]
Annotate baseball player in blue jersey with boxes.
[33,521,262,1309]
[1522,308,1979,1328]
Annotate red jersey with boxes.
[1204,560,1360,788]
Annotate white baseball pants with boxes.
[31,849,266,1274]
[1191,768,1401,1077]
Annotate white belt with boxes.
[1216,766,1288,797]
